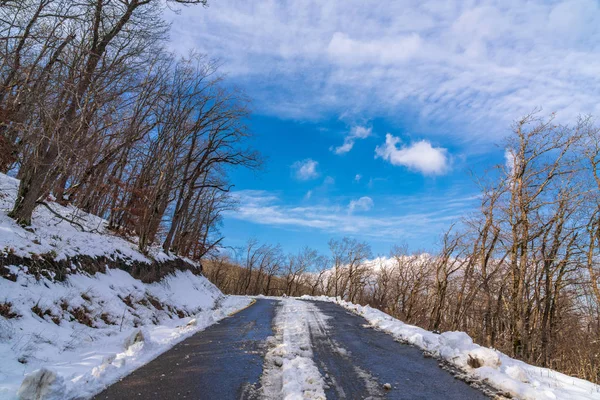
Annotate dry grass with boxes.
[100,312,116,325]
[0,301,20,319]
[146,294,164,310]
[70,306,94,327]
[467,355,483,369]
[31,302,52,319]
[120,294,134,308]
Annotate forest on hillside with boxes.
[1,0,260,259]
[207,114,600,384]
[2,0,600,386]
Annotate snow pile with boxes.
[262,298,326,400]
[303,296,600,400]
[0,266,252,400]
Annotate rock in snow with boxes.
[17,369,66,400]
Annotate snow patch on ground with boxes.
[0,267,252,400]
[0,173,183,264]
[262,298,326,400]
[303,296,600,400]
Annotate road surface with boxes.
[94,299,489,400]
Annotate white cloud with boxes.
[332,125,372,154]
[348,196,374,213]
[504,149,515,175]
[354,174,362,182]
[292,159,320,180]
[375,134,449,175]
[166,0,600,140]
[328,32,423,65]
[226,190,476,239]
[304,190,313,200]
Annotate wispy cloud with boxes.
[291,159,320,180]
[226,190,476,240]
[332,125,372,154]
[166,0,600,138]
[348,196,374,213]
[375,134,449,175]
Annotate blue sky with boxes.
[165,0,600,255]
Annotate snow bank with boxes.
[262,298,326,400]
[302,296,600,400]
[0,266,252,400]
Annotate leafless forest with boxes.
[1,0,260,258]
[207,115,600,383]
[2,0,600,386]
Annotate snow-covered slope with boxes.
[0,268,250,399]
[0,173,155,265]
[0,173,252,399]
[303,296,600,400]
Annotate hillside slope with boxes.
[0,173,251,399]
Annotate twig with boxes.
[36,201,86,232]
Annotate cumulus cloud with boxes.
[292,159,320,180]
[332,126,372,154]
[375,134,449,175]
[348,196,374,213]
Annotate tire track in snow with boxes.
[304,301,384,400]
[261,298,326,400]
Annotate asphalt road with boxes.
[94,299,278,400]
[304,300,489,400]
[94,299,489,400]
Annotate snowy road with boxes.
[94,298,489,400]
[306,300,488,400]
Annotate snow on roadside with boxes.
[302,296,600,400]
[0,266,252,400]
[262,298,326,400]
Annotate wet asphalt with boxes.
[93,299,278,400]
[94,299,490,400]
[305,300,489,400]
